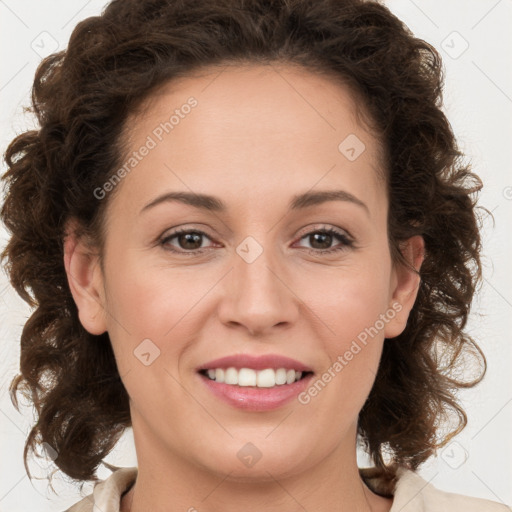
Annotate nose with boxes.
[216,237,299,337]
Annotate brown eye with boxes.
[295,227,354,255]
[160,228,214,254]
[308,231,334,250]
[176,232,203,250]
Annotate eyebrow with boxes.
[140,189,370,216]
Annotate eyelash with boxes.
[159,226,355,256]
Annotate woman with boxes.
[1,0,509,511]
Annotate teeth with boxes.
[204,367,304,387]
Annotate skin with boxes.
[64,63,424,512]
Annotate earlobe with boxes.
[384,235,425,339]
[63,220,108,335]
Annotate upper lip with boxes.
[197,354,314,373]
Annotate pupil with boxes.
[311,232,331,249]
[181,233,201,249]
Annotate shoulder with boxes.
[373,466,512,512]
[63,467,138,512]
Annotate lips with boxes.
[198,371,315,411]
[197,353,314,373]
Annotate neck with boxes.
[122,415,393,512]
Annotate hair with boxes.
[1,0,488,486]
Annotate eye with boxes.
[294,226,354,255]
[160,228,215,254]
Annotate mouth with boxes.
[195,353,315,410]
[197,368,315,411]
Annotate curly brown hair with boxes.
[1,0,488,485]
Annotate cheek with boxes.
[305,259,392,387]
[304,259,392,344]
[334,278,390,342]
[103,253,202,367]
[103,259,206,414]
[104,253,239,391]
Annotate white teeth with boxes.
[225,367,238,385]
[215,368,224,382]
[204,367,305,387]
[275,368,287,385]
[238,368,257,386]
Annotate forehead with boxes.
[113,63,386,219]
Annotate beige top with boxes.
[64,466,511,512]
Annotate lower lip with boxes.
[198,372,314,411]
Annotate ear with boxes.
[384,235,425,339]
[63,219,108,335]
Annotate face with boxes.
[65,63,423,480]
